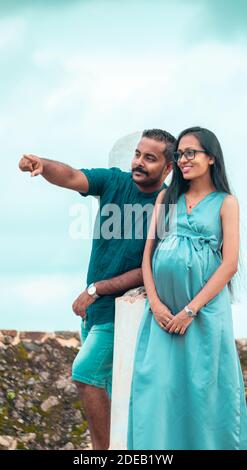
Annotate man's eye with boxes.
[146,156,155,161]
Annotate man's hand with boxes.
[19,154,44,177]
[72,290,96,318]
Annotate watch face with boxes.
[88,285,96,295]
[189,310,196,317]
[185,307,195,317]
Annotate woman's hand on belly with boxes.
[165,308,194,335]
[149,298,174,330]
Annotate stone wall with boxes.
[0,330,91,450]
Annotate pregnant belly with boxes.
[153,246,193,288]
[151,236,219,311]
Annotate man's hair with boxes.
[142,128,177,163]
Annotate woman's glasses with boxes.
[173,149,208,163]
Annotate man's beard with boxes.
[132,172,163,187]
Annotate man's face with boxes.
[131,137,169,187]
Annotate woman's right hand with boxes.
[149,297,174,330]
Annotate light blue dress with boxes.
[127,191,247,450]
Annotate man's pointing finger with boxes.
[22,154,39,162]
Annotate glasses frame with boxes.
[173,149,208,163]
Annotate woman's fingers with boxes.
[165,318,173,329]
[169,323,179,333]
[165,319,180,333]
[166,312,174,320]
[162,313,194,334]
[162,319,187,334]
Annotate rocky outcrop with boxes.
[0,330,91,450]
[237,338,247,390]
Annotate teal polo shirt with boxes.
[79,167,167,328]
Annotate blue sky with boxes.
[0,0,246,334]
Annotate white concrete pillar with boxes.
[109,288,146,450]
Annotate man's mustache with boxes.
[132,167,148,176]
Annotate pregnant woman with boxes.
[127,126,247,450]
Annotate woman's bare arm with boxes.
[142,188,174,326]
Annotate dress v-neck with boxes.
[183,191,217,216]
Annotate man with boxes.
[18,128,176,449]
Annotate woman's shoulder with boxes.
[220,193,239,215]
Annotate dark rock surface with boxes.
[0,330,91,450]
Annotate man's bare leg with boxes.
[74,381,111,450]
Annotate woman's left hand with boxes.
[165,308,195,335]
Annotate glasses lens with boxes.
[184,150,195,160]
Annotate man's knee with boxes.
[73,380,90,392]
[73,380,102,394]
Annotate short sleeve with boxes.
[79,167,121,197]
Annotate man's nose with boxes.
[137,155,145,166]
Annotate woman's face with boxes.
[177,134,214,181]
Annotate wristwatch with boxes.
[184,305,197,318]
[87,283,100,299]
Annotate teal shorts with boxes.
[72,320,115,399]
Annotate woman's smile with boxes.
[181,165,193,174]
